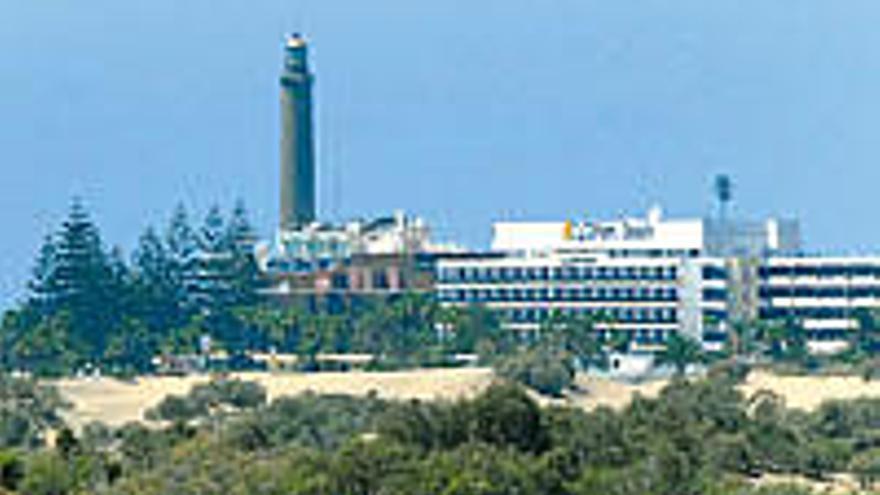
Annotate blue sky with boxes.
[2,1,880,306]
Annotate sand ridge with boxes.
[54,369,880,429]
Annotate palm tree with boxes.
[753,317,807,363]
[852,308,880,357]
[296,312,325,365]
[544,312,603,370]
[757,319,788,360]
[386,293,435,359]
[434,305,460,345]
[352,299,391,356]
[727,319,763,359]
[656,333,703,376]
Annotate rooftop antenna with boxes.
[714,174,733,256]
[714,174,732,223]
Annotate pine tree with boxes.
[28,234,60,316]
[194,205,234,312]
[132,226,176,335]
[32,199,117,360]
[165,204,199,324]
[190,205,253,352]
[104,245,133,331]
[225,199,263,307]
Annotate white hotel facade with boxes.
[435,207,880,352]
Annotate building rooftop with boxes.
[490,206,801,258]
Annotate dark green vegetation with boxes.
[0,200,509,377]
[1,200,263,376]
[8,372,880,494]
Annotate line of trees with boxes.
[719,311,880,377]
[0,199,517,377]
[1,199,262,376]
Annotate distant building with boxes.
[262,211,461,307]
[436,206,880,353]
[702,256,880,354]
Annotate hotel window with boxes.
[703,265,726,280]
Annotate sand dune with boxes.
[56,368,494,428]
[54,368,880,429]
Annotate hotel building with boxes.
[435,207,880,352]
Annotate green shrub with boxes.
[494,347,574,397]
